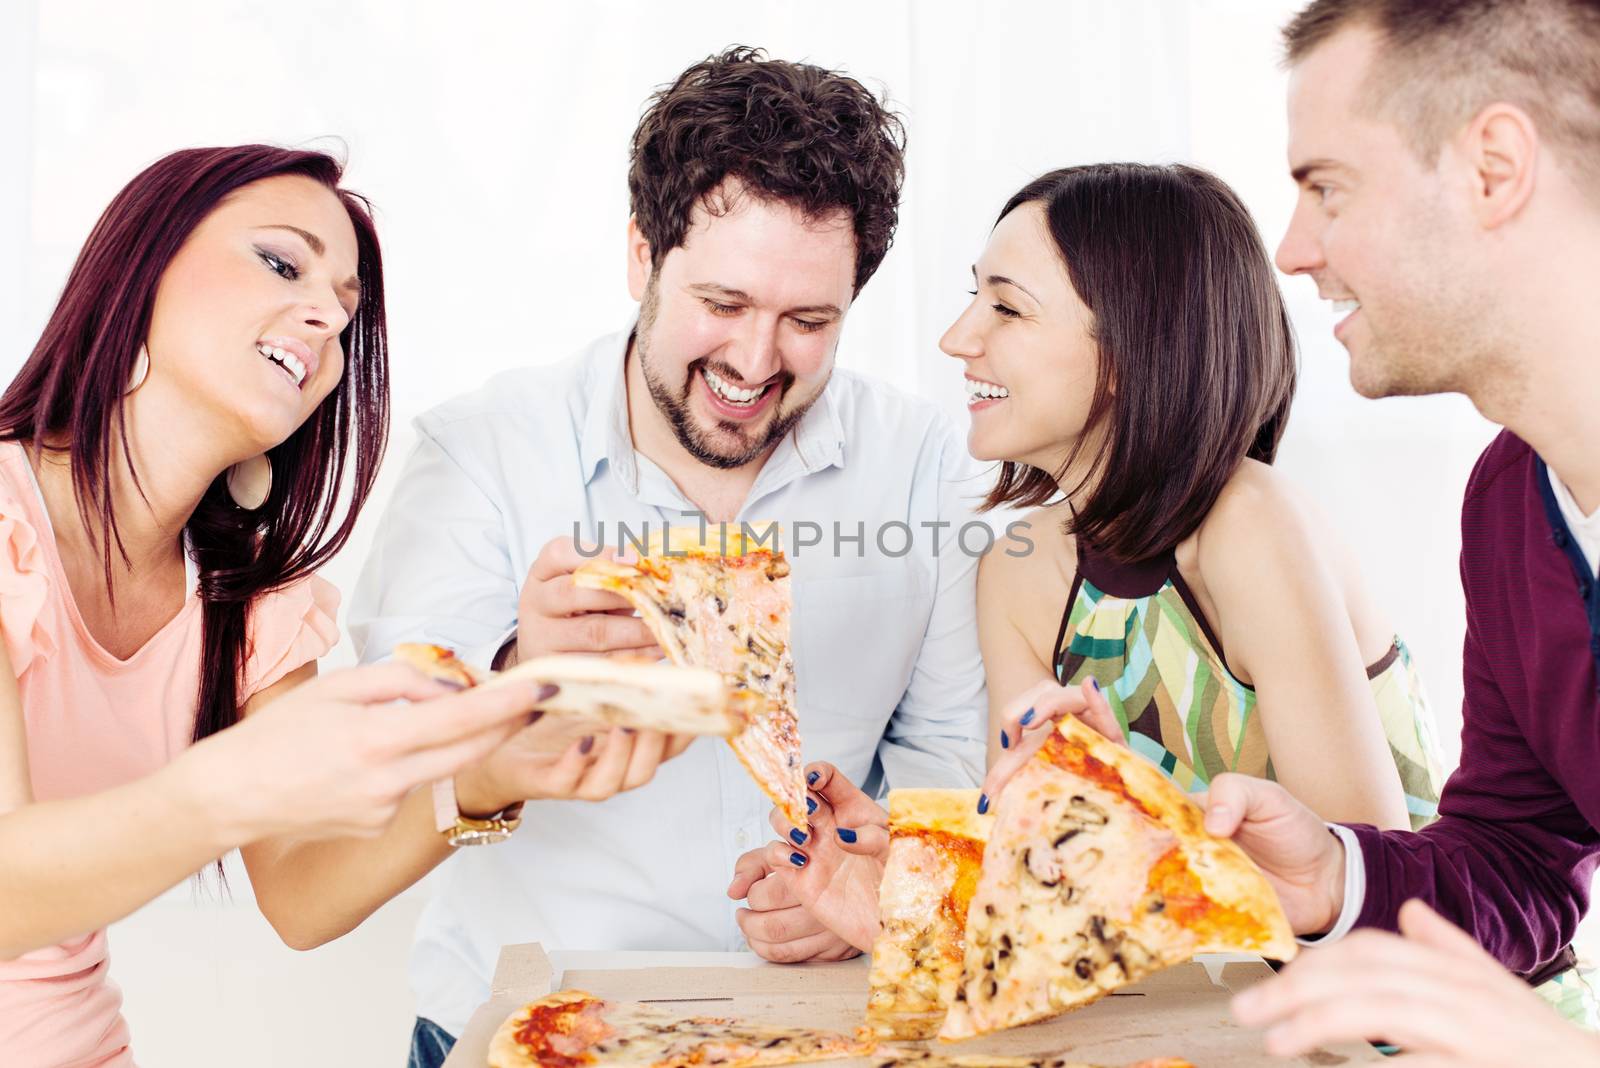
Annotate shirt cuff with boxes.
[466,624,519,673]
[1296,823,1366,946]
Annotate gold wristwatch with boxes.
[432,778,523,846]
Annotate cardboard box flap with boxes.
[491,942,555,998]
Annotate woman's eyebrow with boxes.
[971,265,1039,303]
[257,223,361,297]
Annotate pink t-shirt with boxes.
[0,442,339,1067]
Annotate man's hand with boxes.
[725,851,861,964]
[1233,899,1600,1064]
[729,762,890,956]
[509,538,663,666]
[454,710,694,815]
[1201,773,1347,936]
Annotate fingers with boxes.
[805,763,887,827]
[735,901,827,948]
[764,837,808,872]
[387,677,554,753]
[979,724,1054,806]
[664,734,696,760]
[1072,676,1121,741]
[316,661,458,705]
[570,728,635,801]
[746,871,801,912]
[727,848,778,901]
[745,927,852,965]
[620,730,669,792]
[528,734,606,798]
[1203,771,1290,837]
[832,823,890,857]
[539,612,660,655]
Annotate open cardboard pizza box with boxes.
[443,945,1384,1067]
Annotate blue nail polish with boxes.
[806,796,817,814]
[790,828,807,845]
[837,828,858,844]
[807,770,820,786]
[1091,676,1101,693]
[1000,730,1010,749]
[1020,708,1035,726]
[790,852,807,867]
[977,794,990,815]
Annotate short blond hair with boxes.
[1284,0,1600,187]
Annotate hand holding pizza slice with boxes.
[573,522,806,827]
[939,712,1297,1041]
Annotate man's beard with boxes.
[635,281,821,470]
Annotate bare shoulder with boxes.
[979,502,1075,595]
[1192,460,1331,577]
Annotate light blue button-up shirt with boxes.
[349,326,988,1035]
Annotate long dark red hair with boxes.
[0,145,389,743]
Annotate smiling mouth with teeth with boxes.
[257,342,307,389]
[965,377,1010,405]
[703,367,772,407]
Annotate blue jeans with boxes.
[408,1017,456,1068]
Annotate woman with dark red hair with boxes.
[0,146,677,1066]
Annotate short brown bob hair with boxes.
[628,45,906,297]
[982,163,1298,564]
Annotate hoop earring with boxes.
[124,346,150,395]
[226,453,272,510]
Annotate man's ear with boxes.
[1461,102,1539,230]
[626,216,653,301]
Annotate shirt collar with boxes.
[578,325,849,489]
[578,325,637,489]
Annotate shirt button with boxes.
[1555,530,1571,548]
[735,829,749,848]
[1582,581,1593,600]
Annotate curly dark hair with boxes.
[628,46,906,296]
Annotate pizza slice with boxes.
[863,789,992,1040]
[393,643,741,738]
[574,521,804,826]
[488,989,872,1068]
[938,712,1296,1041]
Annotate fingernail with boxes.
[1020,708,1035,726]
[525,710,545,727]
[977,793,989,815]
[622,727,636,735]
[579,735,595,754]
[440,677,468,691]
[1090,677,1101,693]
[806,796,817,814]
[536,683,560,702]
[1000,730,1009,749]
[837,828,857,844]
[790,828,807,845]
[789,852,807,867]
[807,770,820,786]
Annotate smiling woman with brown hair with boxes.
[0,145,634,1068]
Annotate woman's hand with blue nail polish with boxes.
[980,677,1118,807]
[747,762,891,953]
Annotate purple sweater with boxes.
[1347,431,1600,977]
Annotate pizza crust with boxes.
[393,643,740,738]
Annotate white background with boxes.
[1,2,1508,1065]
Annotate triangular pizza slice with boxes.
[863,789,992,1040]
[938,713,1296,1041]
[574,521,804,827]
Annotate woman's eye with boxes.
[257,249,300,281]
[992,303,1021,319]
